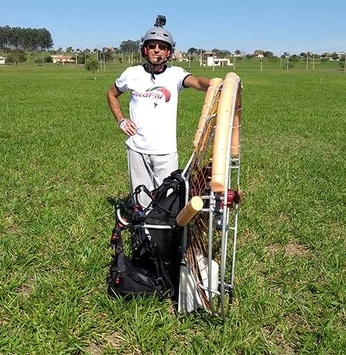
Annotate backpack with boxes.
[107,170,186,299]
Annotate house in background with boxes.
[0,56,6,65]
[51,55,76,64]
[201,51,233,67]
[172,50,187,61]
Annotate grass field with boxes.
[0,60,345,354]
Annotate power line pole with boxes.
[306,51,309,70]
[286,53,289,73]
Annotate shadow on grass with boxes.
[177,308,228,327]
[107,193,133,227]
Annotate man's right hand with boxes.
[119,119,137,136]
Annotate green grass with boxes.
[0,61,345,354]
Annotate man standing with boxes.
[107,16,210,202]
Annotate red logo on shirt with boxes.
[132,87,171,102]
[147,86,171,102]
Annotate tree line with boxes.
[1,33,344,71]
[0,25,53,50]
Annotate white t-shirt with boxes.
[115,64,190,154]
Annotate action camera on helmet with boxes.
[155,15,166,27]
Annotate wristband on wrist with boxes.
[118,118,126,127]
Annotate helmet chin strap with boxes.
[147,56,166,71]
[145,57,167,81]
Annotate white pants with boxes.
[127,147,178,205]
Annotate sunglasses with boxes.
[146,42,169,51]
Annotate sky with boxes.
[2,0,345,55]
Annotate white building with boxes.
[207,57,232,66]
[51,55,76,64]
[203,51,233,67]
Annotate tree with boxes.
[37,28,53,50]
[339,54,346,72]
[331,52,339,60]
[187,47,198,56]
[0,26,53,50]
[119,39,140,53]
[215,49,231,58]
[290,54,300,63]
[35,58,43,66]
[254,49,264,56]
[103,50,113,63]
[212,48,221,56]
[0,25,10,49]
[75,52,90,65]
[5,49,26,65]
[268,56,279,63]
[5,56,15,64]
[85,58,99,72]
[263,51,274,58]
